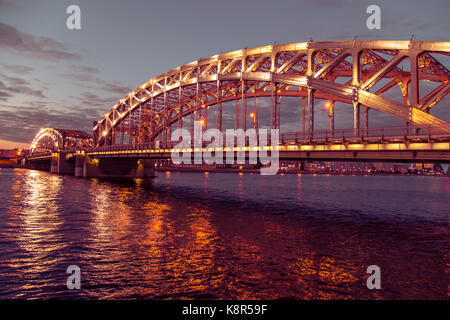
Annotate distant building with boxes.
[0,149,28,167]
[0,149,22,159]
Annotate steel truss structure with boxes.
[93,40,450,147]
[30,128,92,155]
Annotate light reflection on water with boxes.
[0,168,448,299]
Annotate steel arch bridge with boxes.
[93,40,450,147]
[30,128,92,155]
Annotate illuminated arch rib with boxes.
[30,128,92,154]
[94,40,450,146]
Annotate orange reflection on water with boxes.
[142,199,171,242]
[6,169,65,295]
[221,236,265,300]
[263,220,283,234]
[297,173,303,202]
[289,255,359,299]
[86,179,135,295]
[172,207,218,294]
[136,197,220,298]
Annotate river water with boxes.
[0,168,448,299]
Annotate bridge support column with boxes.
[46,153,76,175]
[353,102,360,137]
[216,83,223,131]
[241,80,247,131]
[271,83,280,130]
[255,96,259,131]
[50,152,75,175]
[51,156,58,173]
[111,128,116,145]
[120,123,124,145]
[75,155,84,177]
[300,96,306,135]
[190,112,194,142]
[136,159,155,178]
[57,152,75,174]
[329,103,334,138]
[404,121,411,136]
[235,83,240,130]
[401,79,411,136]
[364,107,369,136]
[409,52,419,108]
[307,88,314,136]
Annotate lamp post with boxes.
[249,113,256,130]
[325,101,334,137]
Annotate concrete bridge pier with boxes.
[75,155,84,177]
[136,159,156,178]
[79,156,155,178]
[50,156,58,173]
[53,153,75,175]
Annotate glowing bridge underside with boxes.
[93,40,450,147]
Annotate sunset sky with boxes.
[1,0,449,149]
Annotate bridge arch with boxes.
[93,40,450,147]
[30,128,92,155]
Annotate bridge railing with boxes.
[280,125,433,143]
[85,125,440,154]
[28,147,81,157]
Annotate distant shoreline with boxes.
[0,160,20,168]
[155,166,447,176]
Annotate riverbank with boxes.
[0,160,20,168]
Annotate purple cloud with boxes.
[0,22,81,61]
[0,0,22,11]
[0,79,46,100]
[0,73,29,86]
[69,65,102,74]
[58,72,131,96]
[1,64,33,75]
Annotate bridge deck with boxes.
[84,134,450,162]
[26,130,450,163]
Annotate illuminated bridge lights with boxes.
[29,128,92,156]
[26,41,450,164]
[83,140,449,157]
[92,40,450,149]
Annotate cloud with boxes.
[0,103,98,142]
[1,64,33,75]
[0,91,12,101]
[0,138,29,149]
[0,79,46,101]
[382,13,435,33]
[0,22,81,61]
[69,91,118,108]
[301,0,353,8]
[0,73,29,86]
[59,72,94,82]
[59,72,131,96]
[96,79,131,96]
[0,0,22,11]
[69,65,101,74]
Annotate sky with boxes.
[1,0,449,148]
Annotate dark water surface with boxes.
[0,168,448,299]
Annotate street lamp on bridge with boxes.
[249,113,256,130]
[324,101,334,136]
